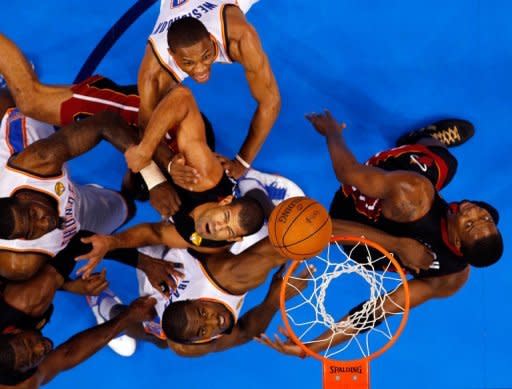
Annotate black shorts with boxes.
[366,144,457,190]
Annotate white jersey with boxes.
[148,0,259,82]
[0,108,80,257]
[137,245,246,340]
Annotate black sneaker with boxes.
[396,119,475,148]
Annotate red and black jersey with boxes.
[330,144,466,278]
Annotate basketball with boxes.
[268,196,332,261]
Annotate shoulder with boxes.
[224,6,261,60]
[0,250,47,281]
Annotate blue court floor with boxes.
[2,1,511,388]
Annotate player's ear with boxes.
[218,195,234,206]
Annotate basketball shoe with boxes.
[395,119,474,148]
[237,169,305,206]
[86,289,136,357]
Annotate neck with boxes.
[445,212,459,248]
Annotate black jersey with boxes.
[172,172,235,248]
[330,144,467,278]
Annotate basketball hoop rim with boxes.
[279,234,410,364]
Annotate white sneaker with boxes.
[238,169,305,206]
[86,289,136,357]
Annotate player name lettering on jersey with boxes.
[61,184,78,247]
[171,279,190,300]
[152,2,218,34]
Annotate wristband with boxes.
[235,154,251,169]
[140,161,166,190]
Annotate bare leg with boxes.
[0,34,72,125]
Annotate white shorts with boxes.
[75,184,128,235]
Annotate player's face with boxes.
[11,199,60,240]
[9,330,53,372]
[195,204,245,241]
[182,300,234,342]
[455,201,497,244]
[170,37,216,83]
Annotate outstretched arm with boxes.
[75,222,190,277]
[224,9,280,178]
[35,297,156,386]
[307,111,396,198]
[125,86,190,173]
[308,110,435,221]
[258,266,470,358]
[332,219,434,272]
[9,111,138,177]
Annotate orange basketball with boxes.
[268,196,332,261]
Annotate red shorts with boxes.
[60,75,140,126]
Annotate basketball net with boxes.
[280,236,410,389]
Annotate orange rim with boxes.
[279,235,410,363]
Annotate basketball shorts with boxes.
[60,75,140,127]
[366,144,458,191]
[75,184,128,235]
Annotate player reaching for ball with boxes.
[257,110,503,358]
[124,211,432,356]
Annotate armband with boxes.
[140,161,166,190]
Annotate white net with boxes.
[283,238,409,361]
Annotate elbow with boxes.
[264,92,281,122]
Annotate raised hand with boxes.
[255,326,304,358]
[168,153,200,190]
[395,237,435,274]
[138,253,185,297]
[215,153,248,179]
[75,235,113,279]
[125,144,152,173]
[63,269,109,296]
[305,110,346,136]
[149,181,181,217]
